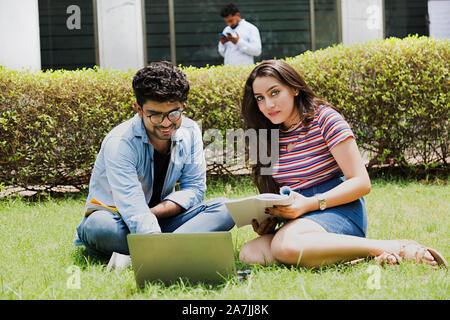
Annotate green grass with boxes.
[0,176,448,300]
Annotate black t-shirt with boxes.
[149,149,171,208]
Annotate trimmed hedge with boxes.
[0,36,448,188]
[0,68,136,187]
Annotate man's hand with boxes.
[150,200,183,219]
[226,32,239,44]
[252,217,278,235]
[220,35,228,45]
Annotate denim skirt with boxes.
[283,173,367,237]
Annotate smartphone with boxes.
[218,33,227,37]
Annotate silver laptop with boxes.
[127,232,237,287]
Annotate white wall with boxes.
[96,0,146,70]
[428,0,450,39]
[341,0,384,45]
[0,0,41,70]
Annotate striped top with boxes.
[272,105,354,190]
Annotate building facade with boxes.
[0,0,448,71]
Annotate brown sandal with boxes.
[426,247,448,267]
[374,252,401,266]
[398,240,447,267]
[376,240,448,268]
[345,240,447,268]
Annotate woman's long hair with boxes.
[241,60,331,193]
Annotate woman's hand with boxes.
[252,217,279,235]
[265,191,315,219]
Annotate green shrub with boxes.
[0,67,137,187]
[0,36,448,188]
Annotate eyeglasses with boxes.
[147,109,183,124]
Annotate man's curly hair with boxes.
[220,3,239,17]
[132,61,190,106]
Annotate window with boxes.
[38,0,96,70]
[385,0,428,38]
[145,0,340,67]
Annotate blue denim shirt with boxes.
[74,113,206,245]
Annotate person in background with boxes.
[218,3,262,66]
[238,59,447,269]
[74,61,234,261]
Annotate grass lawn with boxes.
[0,176,448,300]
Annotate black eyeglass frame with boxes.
[146,109,183,125]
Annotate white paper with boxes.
[106,252,131,271]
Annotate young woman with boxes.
[239,60,447,269]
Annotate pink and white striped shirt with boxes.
[272,105,354,190]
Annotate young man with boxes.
[218,3,262,66]
[74,61,234,259]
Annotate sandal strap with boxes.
[398,239,448,267]
[374,252,401,266]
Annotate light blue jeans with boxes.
[76,197,235,258]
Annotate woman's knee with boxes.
[238,243,251,263]
[270,219,327,264]
[239,234,275,265]
[270,232,301,264]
